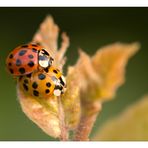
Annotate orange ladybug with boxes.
[18,66,66,98]
[6,44,54,76]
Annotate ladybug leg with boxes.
[36,42,41,45]
[38,66,48,76]
[38,66,44,72]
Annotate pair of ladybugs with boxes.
[6,44,66,98]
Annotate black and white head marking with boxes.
[59,76,66,87]
[41,49,49,56]
[53,85,63,96]
[52,75,67,96]
[38,49,54,68]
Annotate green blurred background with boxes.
[0,7,148,140]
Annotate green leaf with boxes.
[92,95,148,140]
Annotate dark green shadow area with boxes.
[0,7,148,140]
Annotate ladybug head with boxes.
[38,49,54,68]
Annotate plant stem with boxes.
[58,97,69,141]
[74,101,102,141]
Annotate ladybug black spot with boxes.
[28,54,34,59]
[8,63,12,66]
[32,82,38,89]
[45,89,50,94]
[28,61,34,67]
[32,48,37,53]
[33,90,39,96]
[19,50,27,56]
[16,59,22,66]
[26,73,32,78]
[46,82,51,87]
[9,54,13,59]
[24,79,28,84]
[53,69,58,74]
[23,83,28,91]
[9,68,14,74]
[21,45,28,48]
[38,73,46,80]
[19,67,25,74]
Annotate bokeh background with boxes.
[0,8,148,140]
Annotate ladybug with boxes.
[6,44,54,76]
[18,66,66,98]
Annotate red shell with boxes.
[6,44,43,76]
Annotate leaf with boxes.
[33,15,69,70]
[91,42,140,101]
[33,15,59,52]
[17,85,61,138]
[72,43,140,140]
[61,67,81,129]
[70,43,140,102]
[92,95,148,140]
